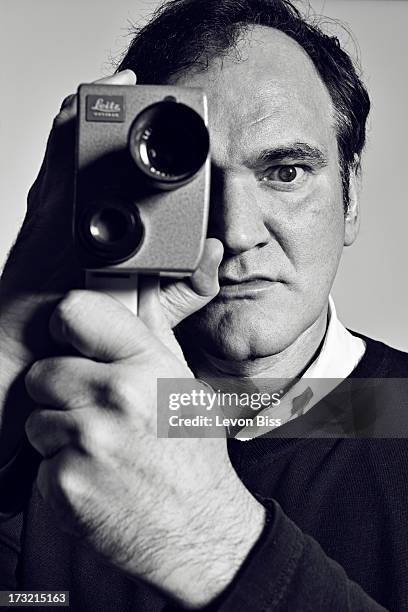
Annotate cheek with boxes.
[278,178,346,286]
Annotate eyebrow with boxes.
[248,143,329,168]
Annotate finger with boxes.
[137,238,223,351]
[26,408,112,460]
[96,69,137,85]
[25,356,106,409]
[60,93,76,110]
[25,408,79,458]
[160,238,223,328]
[190,238,224,296]
[49,290,159,361]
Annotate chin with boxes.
[177,298,304,362]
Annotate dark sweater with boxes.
[1,334,408,611]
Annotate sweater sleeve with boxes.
[210,500,388,612]
[0,512,22,589]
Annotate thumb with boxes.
[137,238,222,360]
[160,238,223,328]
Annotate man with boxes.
[0,0,407,610]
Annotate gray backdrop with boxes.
[1,0,407,350]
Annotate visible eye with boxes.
[260,165,306,185]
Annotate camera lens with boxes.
[90,208,129,244]
[79,201,144,264]
[129,101,209,188]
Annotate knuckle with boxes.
[50,449,86,504]
[25,409,43,445]
[75,416,112,457]
[26,357,55,393]
[26,358,80,410]
[25,361,45,396]
[55,463,77,499]
[99,372,137,412]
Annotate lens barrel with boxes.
[129,100,209,188]
[79,199,144,264]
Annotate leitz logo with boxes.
[91,98,121,113]
[86,94,125,122]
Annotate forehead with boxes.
[172,26,337,166]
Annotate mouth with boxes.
[218,276,281,298]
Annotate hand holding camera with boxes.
[0,70,261,608]
[0,69,223,506]
[23,288,263,608]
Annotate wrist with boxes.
[152,478,266,608]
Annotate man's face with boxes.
[175,26,357,361]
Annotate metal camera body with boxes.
[74,84,210,276]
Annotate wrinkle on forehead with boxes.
[172,25,337,166]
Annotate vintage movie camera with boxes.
[74,84,210,310]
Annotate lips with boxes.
[217,276,281,298]
[219,275,275,285]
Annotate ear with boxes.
[344,156,361,247]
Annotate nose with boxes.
[208,164,270,256]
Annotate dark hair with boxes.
[118,0,370,210]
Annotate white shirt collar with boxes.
[303,296,365,379]
[235,297,366,439]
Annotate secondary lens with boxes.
[80,201,144,264]
[129,101,209,187]
[90,208,128,244]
